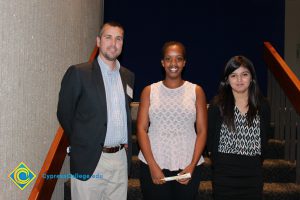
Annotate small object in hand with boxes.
[161,173,191,181]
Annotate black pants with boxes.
[139,162,201,200]
[213,183,263,200]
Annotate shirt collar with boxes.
[97,56,120,75]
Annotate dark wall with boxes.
[104,0,284,101]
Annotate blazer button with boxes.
[104,123,107,127]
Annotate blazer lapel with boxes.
[120,67,130,103]
[119,67,131,115]
[92,59,107,111]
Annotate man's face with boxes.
[97,25,124,62]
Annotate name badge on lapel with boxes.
[126,85,133,99]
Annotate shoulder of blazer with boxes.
[120,66,134,78]
[120,66,135,86]
[73,61,94,72]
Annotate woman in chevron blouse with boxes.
[207,55,270,200]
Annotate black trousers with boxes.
[213,183,263,200]
[139,162,202,200]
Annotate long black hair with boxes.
[211,55,263,131]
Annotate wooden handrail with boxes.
[263,42,300,114]
[88,45,99,63]
[28,45,99,200]
[28,127,68,199]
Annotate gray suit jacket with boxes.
[57,59,134,180]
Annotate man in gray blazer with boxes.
[57,21,134,200]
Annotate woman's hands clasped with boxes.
[149,164,166,185]
[177,163,195,185]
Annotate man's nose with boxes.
[111,39,117,46]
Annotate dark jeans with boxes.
[139,161,202,200]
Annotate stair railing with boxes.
[28,46,99,200]
[263,41,300,184]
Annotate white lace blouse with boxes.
[138,81,205,170]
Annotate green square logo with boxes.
[8,162,36,190]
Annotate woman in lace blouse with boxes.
[136,41,207,200]
[207,55,270,200]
